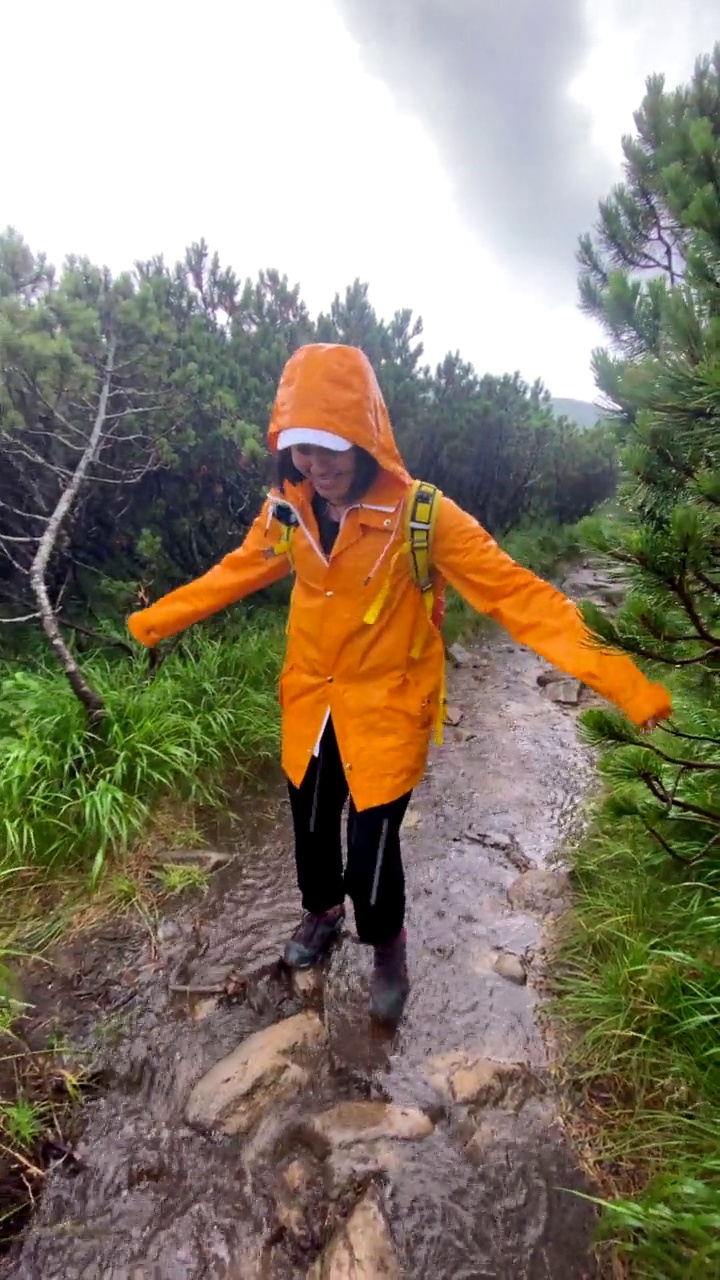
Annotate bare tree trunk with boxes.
[29,339,117,723]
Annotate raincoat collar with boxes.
[269,470,404,525]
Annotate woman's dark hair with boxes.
[276,445,379,503]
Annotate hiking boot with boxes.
[283,906,345,970]
[369,929,410,1025]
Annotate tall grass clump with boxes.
[554,778,720,1278]
[0,608,284,878]
[551,509,720,1274]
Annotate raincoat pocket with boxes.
[401,668,436,732]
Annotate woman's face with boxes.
[291,444,357,505]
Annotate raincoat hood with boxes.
[268,344,411,485]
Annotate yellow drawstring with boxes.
[363,541,410,625]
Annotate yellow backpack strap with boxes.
[407,480,441,641]
[360,480,447,745]
[265,496,297,564]
[273,526,293,558]
[407,480,446,744]
[363,480,441,626]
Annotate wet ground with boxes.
[5,567,613,1279]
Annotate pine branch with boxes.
[662,722,720,746]
[614,638,720,667]
[57,615,134,655]
[0,610,42,624]
[671,577,720,646]
[640,740,720,773]
[641,817,693,864]
[694,570,720,600]
[642,772,720,825]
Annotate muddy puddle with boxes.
[5,566,616,1279]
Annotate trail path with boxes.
[8,566,613,1280]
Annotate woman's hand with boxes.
[640,715,665,734]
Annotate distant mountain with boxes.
[550,398,604,430]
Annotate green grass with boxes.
[151,862,210,894]
[503,519,582,576]
[0,1097,46,1150]
[0,607,284,879]
[0,1040,94,1245]
[553,804,720,1277]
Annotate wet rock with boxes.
[453,727,476,744]
[293,967,325,999]
[307,1103,433,1196]
[428,940,455,959]
[159,848,232,871]
[469,944,502,975]
[444,705,464,726]
[450,1060,527,1108]
[190,996,219,1022]
[545,679,583,706]
[535,667,568,687]
[463,1100,548,1165]
[185,1011,326,1134]
[275,1175,312,1245]
[448,643,484,669]
[284,1155,317,1194]
[331,1140,404,1193]
[402,807,423,831]
[311,1101,434,1148]
[427,1052,533,1110]
[308,1188,400,1279]
[493,952,528,986]
[594,582,624,606]
[507,869,572,918]
[157,919,182,942]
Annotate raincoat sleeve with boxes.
[127,501,291,648]
[433,495,672,727]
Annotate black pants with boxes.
[288,718,411,946]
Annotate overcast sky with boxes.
[2,0,717,400]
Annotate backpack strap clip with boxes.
[408,480,439,616]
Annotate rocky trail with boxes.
[5,566,618,1280]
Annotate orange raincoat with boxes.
[128,344,671,810]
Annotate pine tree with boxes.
[576,49,720,865]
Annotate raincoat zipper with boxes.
[269,491,400,759]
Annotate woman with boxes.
[128,343,671,1025]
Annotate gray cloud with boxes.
[334,0,611,302]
